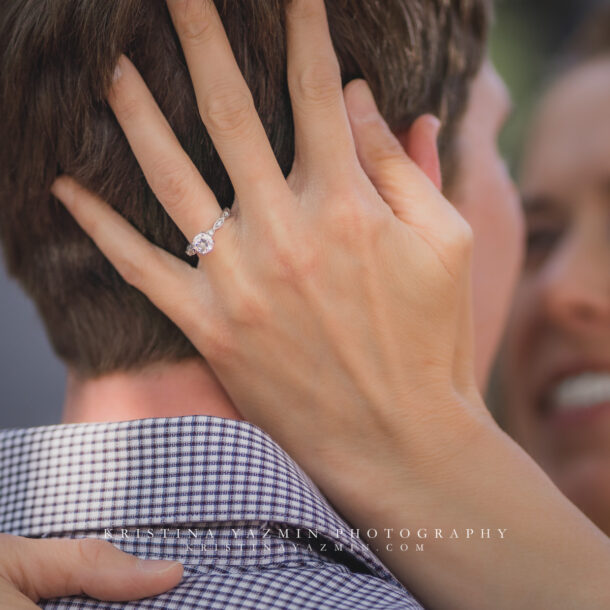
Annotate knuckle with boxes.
[292,60,342,108]
[172,0,216,45]
[257,211,319,284]
[273,239,319,284]
[111,91,141,123]
[77,538,112,567]
[149,160,197,210]
[326,197,371,242]
[358,122,409,170]
[231,289,268,327]
[200,88,256,139]
[445,217,474,258]
[117,252,147,288]
[369,141,408,169]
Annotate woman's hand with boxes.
[51,0,487,497]
[0,534,182,608]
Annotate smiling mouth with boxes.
[546,372,610,416]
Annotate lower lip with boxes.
[546,401,610,428]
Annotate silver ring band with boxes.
[185,208,231,257]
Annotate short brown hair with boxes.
[0,0,489,378]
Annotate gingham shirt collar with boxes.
[0,415,398,584]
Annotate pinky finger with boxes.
[51,176,206,337]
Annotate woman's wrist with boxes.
[317,390,494,511]
[320,402,610,609]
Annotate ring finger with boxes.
[108,55,223,248]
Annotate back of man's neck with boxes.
[62,358,243,424]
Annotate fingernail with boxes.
[425,115,442,141]
[136,558,182,573]
[113,62,122,82]
[347,79,378,121]
[112,55,126,83]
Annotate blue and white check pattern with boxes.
[0,416,424,608]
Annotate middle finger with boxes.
[109,55,222,243]
[167,0,290,211]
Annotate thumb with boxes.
[0,534,182,604]
[344,79,457,235]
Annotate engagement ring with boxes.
[185,208,231,257]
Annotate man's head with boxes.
[0,0,490,379]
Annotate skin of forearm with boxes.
[324,410,610,610]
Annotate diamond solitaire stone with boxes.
[185,208,231,257]
[187,232,215,256]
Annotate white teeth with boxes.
[551,372,610,413]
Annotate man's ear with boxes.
[396,115,443,191]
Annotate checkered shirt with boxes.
[0,415,424,608]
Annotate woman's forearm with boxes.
[329,410,610,610]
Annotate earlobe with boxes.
[397,115,443,191]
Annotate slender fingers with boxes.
[286,0,357,176]
[51,177,207,338]
[109,55,221,244]
[166,0,289,209]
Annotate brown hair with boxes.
[0,0,489,378]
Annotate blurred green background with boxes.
[491,0,608,173]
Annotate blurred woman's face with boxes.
[503,57,610,533]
